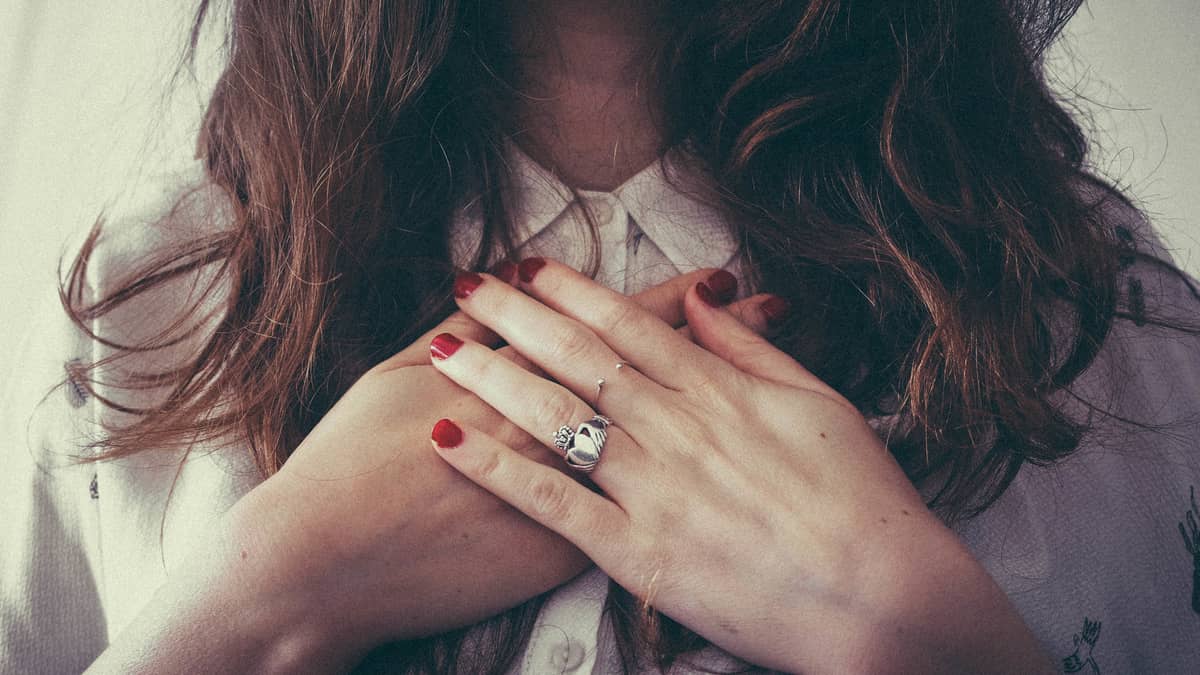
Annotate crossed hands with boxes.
[98,259,1052,674]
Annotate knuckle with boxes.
[545,322,594,364]
[494,419,532,452]
[533,393,580,434]
[538,266,571,296]
[682,372,745,420]
[686,372,727,406]
[727,298,766,332]
[471,346,505,380]
[473,450,504,483]
[527,475,572,523]
[486,284,518,317]
[590,297,642,337]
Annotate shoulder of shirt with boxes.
[73,159,234,304]
[3,162,220,470]
[67,159,232,343]
[23,160,236,442]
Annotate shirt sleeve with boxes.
[0,161,224,673]
[952,212,1200,673]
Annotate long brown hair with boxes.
[56,0,1200,672]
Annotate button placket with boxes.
[588,197,614,227]
[549,639,586,671]
[584,194,629,293]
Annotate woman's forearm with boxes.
[86,582,327,675]
[85,498,352,674]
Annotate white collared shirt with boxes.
[449,142,743,298]
[4,150,1200,673]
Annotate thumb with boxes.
[628,266,727,328]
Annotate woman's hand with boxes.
[86,265,781,674]
[426,258,1056,675]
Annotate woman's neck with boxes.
[503,0,667,192]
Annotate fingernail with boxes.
[495,260,518,284]
[705,270,737,303]
[430,332,464,360]
[454,272,483,299]
[761,295,790,327]
[432,418,463,448]
[518,257,546,283]
[695,282,721,308]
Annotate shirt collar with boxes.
[451,141,739,273]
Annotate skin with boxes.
[431,260,1056,673]
[85,271,781,673]
[504,0,668,190]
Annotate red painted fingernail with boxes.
[696,282,721,307]
[518,257,546,283]
[432,418,463,448]
[706,270,738,303]
[430,332,463,360]
[495,260,518,284]
[761,295,790,327]
[454,272,484,299]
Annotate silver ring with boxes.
[595,361,630,407]
[553,414,613,473]
[553,424,574,452]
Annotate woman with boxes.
[4,0,1199,672]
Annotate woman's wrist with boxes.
[87,489,356,674]
[85,559,341,674]
[815,520,1055,675]
[201,484,366,671]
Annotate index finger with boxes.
[373,265,722,373]
[371,311,503,374]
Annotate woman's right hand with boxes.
[87,267,780,673]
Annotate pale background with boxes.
[1,1,1197,376]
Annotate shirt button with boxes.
[587,198,614,226]
[549,640,585,672]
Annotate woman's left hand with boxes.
[427,258,1054,674]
